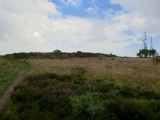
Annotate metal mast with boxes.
[142,32,147,49]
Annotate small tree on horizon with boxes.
[53,49,61,53]
[136,49,157,58]
[148,49,156,57]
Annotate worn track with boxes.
[2,62,13,74]
[0,70,24,118]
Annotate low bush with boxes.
[119,85,138,98]
[69,92,105,119]
[71,67,87,77]
[103,99,160,120]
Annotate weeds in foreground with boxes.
[3,72,160,120]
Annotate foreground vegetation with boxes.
[0,59,29,97]
[2,57,160,119]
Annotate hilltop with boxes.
[2,51,117,59]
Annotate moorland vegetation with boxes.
[0,52,160,120]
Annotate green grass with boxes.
[0,61,9,73]
[0,60,30,97]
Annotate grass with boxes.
[27,57,160,93]
[0,59,5,66]
[0,60,30,97]
[2,57,160,120]
[0,61,9,74]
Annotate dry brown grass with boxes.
[27,57,160,93]
[0,59,5,67]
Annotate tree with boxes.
[141,49,149,57]
[137,49,157,58]
[53,49,61,54]
[148,49,156,57]
[136,49,148,57]
[136,52,142,58]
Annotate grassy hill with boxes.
[1,55,160,120]
[3,52,117,59]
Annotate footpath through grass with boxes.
[0,59,30,97]
[3,67,160,120]
[0,60,9,73]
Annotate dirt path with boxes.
[1,62,13,74]
[0,70,24,118]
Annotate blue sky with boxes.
[0,0,160,56]
[50,0,122,18]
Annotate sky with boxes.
[0,0,160,56]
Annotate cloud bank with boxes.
[0,0,159,56]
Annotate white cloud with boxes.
[60,0,82,7]
[110,0,160,37]
[0,0,159,56]
[111,0,160,17]
[0,0,60,54]
[86,6,99,15]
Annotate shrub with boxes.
[69,92,105,119]
[4,71,160,120]
[71,67,87,77]
[136,88,160,100]
[53,49,61,53]
[56,74,72,82]
[119,85,138,98]
[103,99,160,120]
